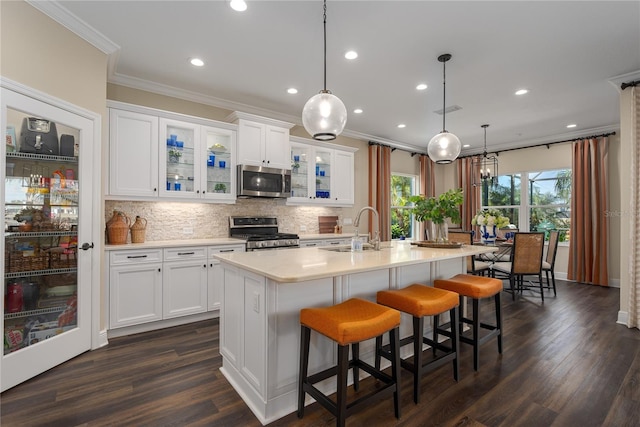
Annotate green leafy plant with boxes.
[409,188,463,225]
[214,183,226,192]
[168,148,182,159]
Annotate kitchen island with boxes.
[214,241,496,425]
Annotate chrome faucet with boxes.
[353,206,380,250]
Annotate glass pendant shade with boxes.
[302,90,347,141]
[427,131,462,164]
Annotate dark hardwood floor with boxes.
[2,280,639,427]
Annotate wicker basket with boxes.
[130,216,147,243]
[50,248,77,269]
[7,251,50,273]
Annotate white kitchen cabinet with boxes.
[107,102,236,203]
[208,244,245,311]
[109,109,159,197]
[109,249,163,329]
[288,136,356,206]
[162,247,208,319]
[226,111,294,170]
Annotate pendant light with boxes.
[427,53,461,164]
[472,124,499,186]
[302,0,347,141]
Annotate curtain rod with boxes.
[621,80,639,90]
[368,140,424,157]
[457,131,616,159]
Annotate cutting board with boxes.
[318,216,338,234]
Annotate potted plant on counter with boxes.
[410,188,463,243]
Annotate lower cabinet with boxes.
[109,249,163,329]
[162,247,208,319]
[108,243,245,331]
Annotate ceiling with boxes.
[45,1,640,155]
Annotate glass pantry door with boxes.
[2,87,94,391]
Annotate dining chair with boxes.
[490,232,545,301]
[448,231,490,276]
[542,230,560,296]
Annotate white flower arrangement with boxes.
[471,208,510,229]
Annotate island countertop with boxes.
[214,241,497,283]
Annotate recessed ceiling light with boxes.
[287,88,298,94]
[230,0,247,12]
[353,108,363,114]
[463,144,471,148]
[345,50,358,60]
[416,83,428,91]
[566,123,577,128]
[190,58,204,67]
[515,89,529,95]
[397,124,406,129]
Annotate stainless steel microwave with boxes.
[237,164,291,198]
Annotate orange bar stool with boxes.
[434,274,503,371]
[298,298,401,427]
[376,284,460,404]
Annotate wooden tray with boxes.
[411,241,463,249]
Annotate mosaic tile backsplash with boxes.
[105,199,356,243]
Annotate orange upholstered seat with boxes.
[298,298,402,425]
[434,274,502,299]
[300,298,400,346]
[433,273,503,371]
[376,284,460,404]
[377,284,458,317]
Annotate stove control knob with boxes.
[257,241,266,248]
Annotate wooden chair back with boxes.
[511,232,545,275]
[546,230,560,268]
[448,231,474,271]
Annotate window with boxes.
[391,174,417,240]
[482,169,571,241]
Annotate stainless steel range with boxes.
[229,216,300,251]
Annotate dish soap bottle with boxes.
[351,230,363,252]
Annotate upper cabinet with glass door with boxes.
[108,102,236,203]
[288,137,356,207]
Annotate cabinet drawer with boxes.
[164,247,206,261]
[110,249,163,265]
[208,244,245,257]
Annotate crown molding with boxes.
[608,70,640,92]
[27,0,120,55]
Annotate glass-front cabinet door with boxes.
[159,118,200,198]
[291,143,311,199]
[314,148,333,201]
[202,125,235,201]
[2,86,94,391]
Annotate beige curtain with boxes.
[457,157,481,232]
[368,144,391,241]
[567,137,609,286]
[417,155,436,240]
[629,86,640,328]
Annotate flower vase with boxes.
[481,225,497,244]
[430,222,448,243]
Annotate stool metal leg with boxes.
[495,293,503,354]
[337,344,349,427]
[412,315,424,404]
[374,335,383,370]
[389,326,401,419]
[450,306,459,381]
[352,342,360,391]
[472,298,480,371]
[297,325,311,418]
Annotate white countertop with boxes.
[104,238,244,251]
[214,241,497,283]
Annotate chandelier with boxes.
[301,0,347,141]
[427,53,461,164]
[472,124,499,186]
